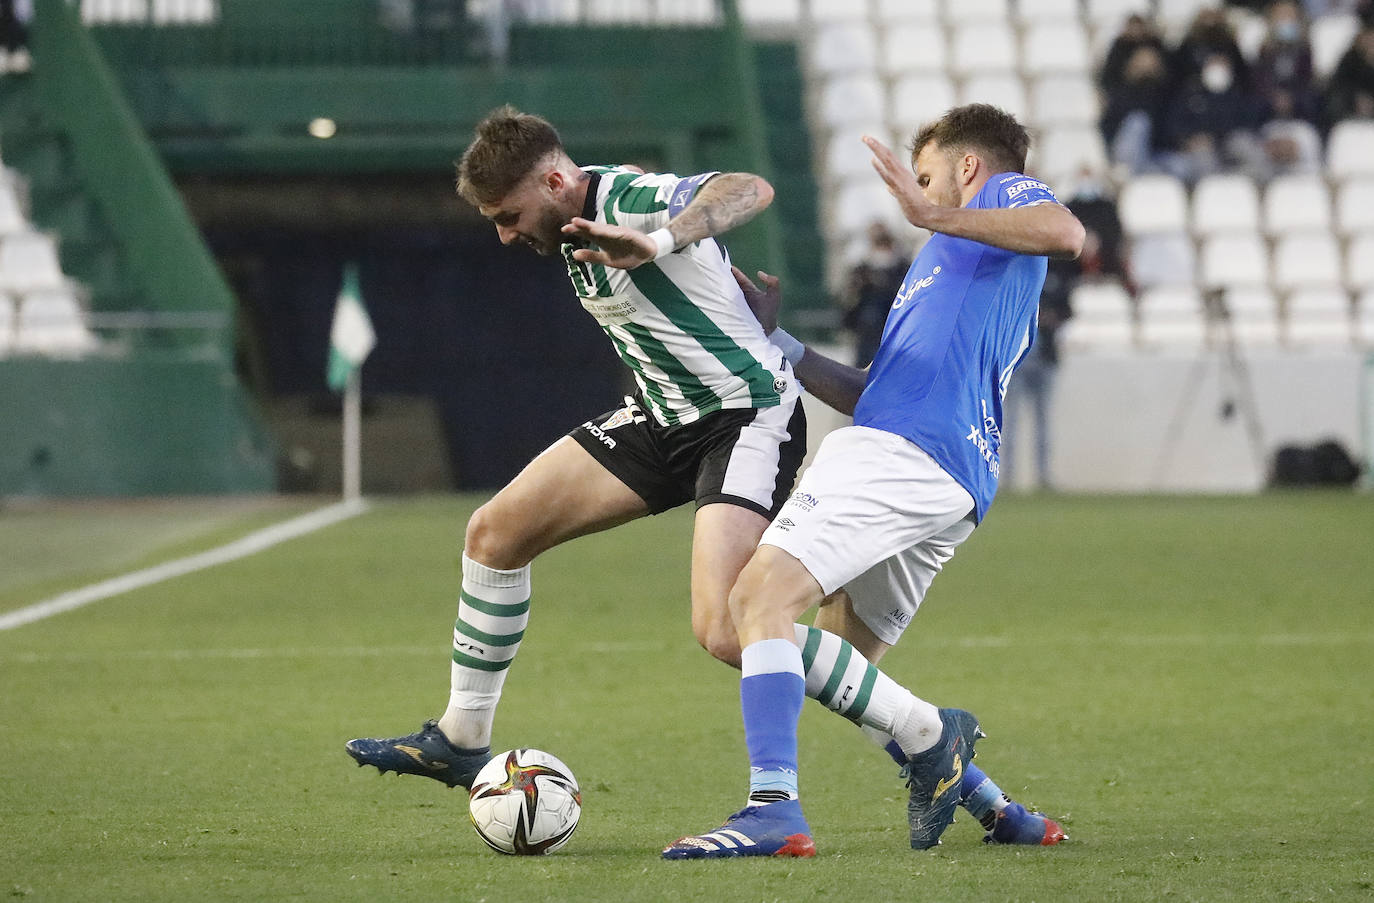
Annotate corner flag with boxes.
[326,263,375,392]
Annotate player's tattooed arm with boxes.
[664,173,774,247]
[564,173,773,270]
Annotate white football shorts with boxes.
[759,425,976,645]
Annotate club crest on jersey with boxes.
[773,376,788,394]
[603,408,635,430]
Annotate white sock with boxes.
[436,553,530,750]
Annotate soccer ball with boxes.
[468,748,582,855]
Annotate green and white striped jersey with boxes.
[560,166,796,427]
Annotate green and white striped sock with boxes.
[437,553,530,749]
[793,624,942,756]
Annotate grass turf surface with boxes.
[1,493,1371,901]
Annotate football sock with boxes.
[961,763,1012,830]
[794,624,942,757]
[436,553,530,750]
[741,638,805,806]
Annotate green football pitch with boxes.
[1,493,1371,902]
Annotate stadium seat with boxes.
[1284,288,1353,347]
[1083,0,1150,31]
[874,0,941,22]
[1028,127,1109,188]
[824,126,888,183]
[81,0,147,24]
[1137,285,1208,349]
[1119,174,1189,234]
[890,73,958,129]
[808,0,872,21]
[151,0,217,24]
[817,73,887,132]
[880,21,948,74]
[586,0,653,22]
[0,176,28,236]
[960,73,1029,122]
[1231,9,1268,61]
[13,287,99,357]
[1311,14,1360,81]
[1016,0,1081,24]
[739,0,803,24]
[948,23,1018,77]
[1060,280,1136,350]
[1327,120,1374,181]
[1027,74,1101,128]
[1218,287,1281,348]
[1022,21,1092,75]
[1199,234,1269,290]
[1130,233,1197,288]
[809,23,880,76]
[511,0,581,23]
[1345,234,1374,292]
[0,232,67,295]
[1356,291,1374,346]
[828,178,906,241]
[941,0,1012,21]
[1272,233,1344,292]
[1334,178,1374,236]
[1262,175,1332,236]
[1191,174,1261,238]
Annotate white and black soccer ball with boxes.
[468,748,582,855]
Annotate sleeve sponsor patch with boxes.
[667,171,720,218]
[999,176,1058,208]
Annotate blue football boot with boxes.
[662,799,817,860]
[984,802,1068,846]
[345,720,490,789]
[903,708,984,850]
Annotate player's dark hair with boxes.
[456,105,565,206]
[910,103,1031,174]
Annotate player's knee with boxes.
[463,502,531,570]
[694,621,742,668]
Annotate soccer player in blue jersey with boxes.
[662,104,1086,858]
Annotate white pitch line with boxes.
[0,498,370,632]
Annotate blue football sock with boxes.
[961,762,1011,828]
[740,638,805,804]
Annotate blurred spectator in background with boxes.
[1325,20,1374,124]
[840,221,907,367]
[1258,88,1324,176]
[1253,0,1321,124]
[0,0,31,74]
[1172,8,1252,92]
[1100,41,1172,175]
[1101,14,1169,93]
[1157,50,1268,183]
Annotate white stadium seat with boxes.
[1345,234,1374,292]
[810,23,880,76]
[1061,281,1136,350]
[1272,233,1343,292]
[1022,21,1092,75]
[151,0,218,24]
[1130,233,1196,288]
[824,125,888,182]
[960,73,1029,122]
[13,287,99,356]
[1285,289,1353,347]
[890,73,957,128]
[817,73,887,131]
[1327,120,1374,181]
[874,0,941,22]
[1028,74,1101,128]
[1219,287,1281,348]
[1138,285,1208,349]
[948,23,1018,77]
[1016,0,1080,23]
[1119,174,1189,234]
[1191,174,1261,237]
[941,0,1012,20]
[809,0,872,21]
[739,0,803,24]
[82,0,148,23]
[0,176,28,236]
[1262,175,1332,236]
[1028,126,1108,188]
[880,22,948,74]
[1356,290,1374,346]
[828,178,906,239]
[0,232,66,294]
[1334,179,1374,236]
[1311,14,1360,81]
[1199,234,1269,290]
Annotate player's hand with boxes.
[864,135,934,229]
[562,218,654,270]
[732,266,782,335]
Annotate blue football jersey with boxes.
[851,172,1057,520]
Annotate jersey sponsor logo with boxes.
[1004,178,1050,199]
[788,490,819,511]
[667,172,715,217]
[964,398,1002,478]
[579,294,638,326]
[581,420,618,449]
[892,266,941,310]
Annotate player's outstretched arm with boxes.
[563,173,774,270]
[863,136,1086,259]
[734,267,868,416]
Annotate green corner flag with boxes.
[326,263,375,392]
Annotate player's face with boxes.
[913,143,963,209]
[480,175,568,257]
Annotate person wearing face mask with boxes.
[1171,8,1251,95]
[842,222,910,368]
[1158,51,1268,184]
[1255,0,1320,125]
